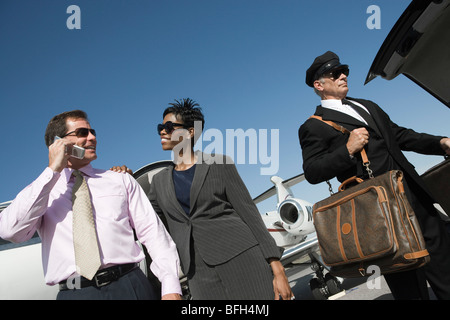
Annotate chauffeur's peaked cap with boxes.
[305,51,348,87]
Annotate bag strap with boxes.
[309,115,373,178]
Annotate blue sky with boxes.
[1,1,449,213]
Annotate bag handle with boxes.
[309,115,374,178]
[338,176,364,191]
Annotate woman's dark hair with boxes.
[163,98,205,131]
[44,110,89,147]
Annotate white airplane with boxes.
[253,173,344,300]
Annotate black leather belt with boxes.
[59,263,138,290]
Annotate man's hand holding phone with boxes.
[49,137,72,172]
[49,136,85,172]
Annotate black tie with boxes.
[342,99,379,134]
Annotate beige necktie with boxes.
[72,170,101,280]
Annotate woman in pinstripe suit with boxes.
[148,98,293,300]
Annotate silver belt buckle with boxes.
[94,270,111,287]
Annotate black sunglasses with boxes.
[157,121,190,135]
[325,67,350,79]
[61,128,96,138]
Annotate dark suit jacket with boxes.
[298,97,446,204]
[148,153,281,275]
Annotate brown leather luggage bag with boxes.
[310,116,430,278]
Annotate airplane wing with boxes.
[0,201,12,213]
[253,173,305,204]
[132,160,173,195]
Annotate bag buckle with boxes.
[358,267,366,277]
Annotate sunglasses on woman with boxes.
[157,121,190,135]
[61,128,97,138]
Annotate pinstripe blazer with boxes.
[148,152,282,275]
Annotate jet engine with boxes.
[277,198,315,237]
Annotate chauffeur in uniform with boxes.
[298,51,450,299]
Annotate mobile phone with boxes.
[54,136,85,159]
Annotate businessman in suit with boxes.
[298,51,450,299]
[148,98,294,300]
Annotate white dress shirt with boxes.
[321,99,370,125]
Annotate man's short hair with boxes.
[44,110,88,147]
